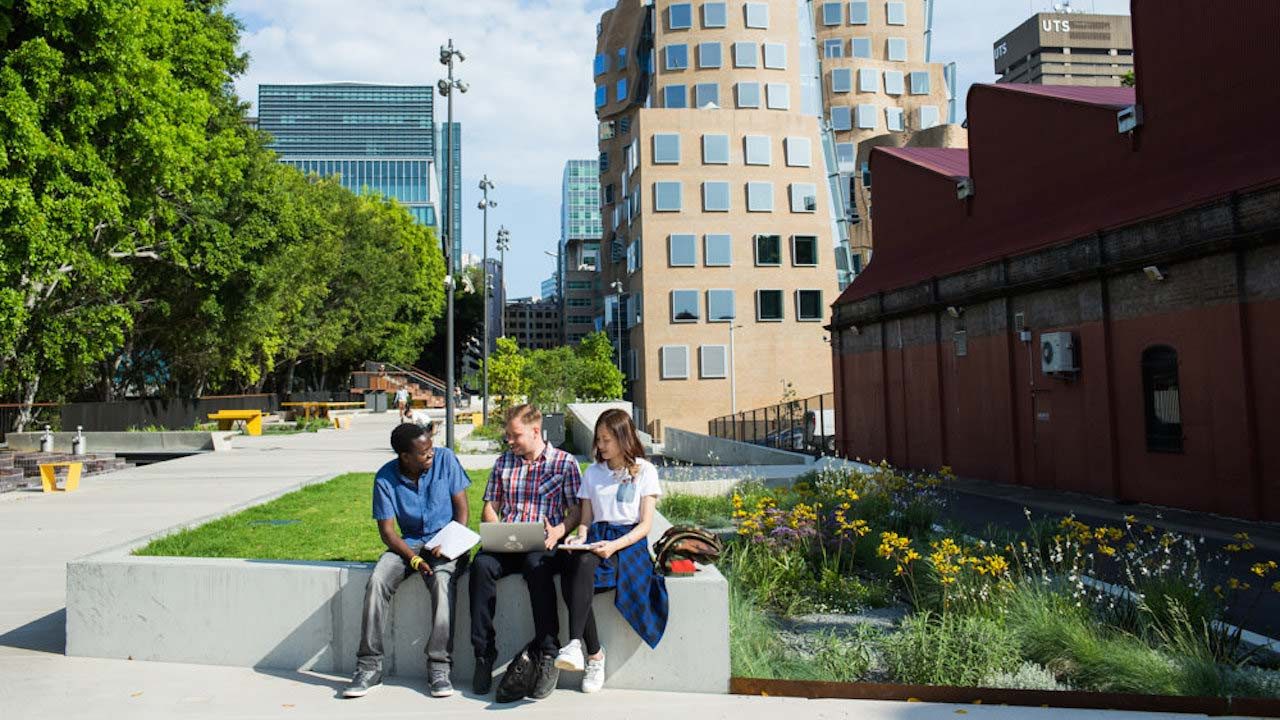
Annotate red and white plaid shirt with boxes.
[484,443,582,525]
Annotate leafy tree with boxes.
[487,336,529,418]
[574,331,624,401]
[1121,71,1135,88]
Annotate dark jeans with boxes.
[469,550,564,659]
[562,550,603,655]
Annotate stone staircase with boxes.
[0,451,132,493]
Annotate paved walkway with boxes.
[0,414,1255,719]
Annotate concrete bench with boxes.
[66,515,728,693]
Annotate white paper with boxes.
[423,521,481,560]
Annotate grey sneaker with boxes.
[429,666,453,698]
[529,653,560,699]
[342,668,382,698]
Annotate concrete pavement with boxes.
[0,412,1255,719]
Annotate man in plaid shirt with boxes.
[469,404,582,699]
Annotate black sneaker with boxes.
[529,653,560,699]
[473,654,495,695]
[342,668,382,698]
[429,666,454,698]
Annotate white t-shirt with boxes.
[578,458,662,524]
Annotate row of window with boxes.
[667,2,769,32]
[660,80,795,110]
[830,68,930,95]
[820,1,906,27]
[663,41,788,72]
[650,133,812,167]
[660,345,730,381]
[667,233,820,268]
[652,181,818,214]
[669,288,824,325]
[822,36,908,61]
[831,104,939,132]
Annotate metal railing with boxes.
[708,392,836,457]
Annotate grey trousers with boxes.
[356,547,468,673]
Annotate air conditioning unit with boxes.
[1040,332,1078,374]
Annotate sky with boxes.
[228,0,1131,298]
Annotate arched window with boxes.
[1142,346,1183,452]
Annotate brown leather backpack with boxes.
[653,525,723,576]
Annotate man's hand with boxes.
[429,545,445,558]
[410,554,434,576]
[543,519,566,550]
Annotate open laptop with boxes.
[479,522,546,553]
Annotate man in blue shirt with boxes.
[344,422,470,699]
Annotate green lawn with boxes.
[135,470,490,563]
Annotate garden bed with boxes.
[659,464,1280,701]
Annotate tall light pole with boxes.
[478,176,496,422]
[438,40,467,450]
[729,323,743,414]
[610,280,624,374]
[495,226,510,338]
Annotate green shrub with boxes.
[810,627,878,682]
[1224,666,1280,699]
[729,585,809,679]
[882,612,1019,686]
[981,661,1072,691]
[658,494,736,528]
[727,542,816,616]
[811,566,893,613]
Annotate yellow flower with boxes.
[1250,561,1278,578]
[1097,544,1116,557]
[1273,581,1280,593]
[1123,515,1137,525]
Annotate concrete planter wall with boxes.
[66,515,729,694]
[6,431,229,454]
[663,427,814,467]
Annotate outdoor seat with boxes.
[206,410,264,436]
[39,462,83,493]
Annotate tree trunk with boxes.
[14,374,41,433]
[282,359,296,398]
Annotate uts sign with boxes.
[1042,18,1072,32]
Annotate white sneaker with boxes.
[582,648,605,693]
[554,639,585,671]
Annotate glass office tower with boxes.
[259,83,441,230]
[438,122,463,271]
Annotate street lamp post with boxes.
[729,323,743,414]
[438,40,467,450]
[478,176,496,423]
[495,226,510,338]
[610,280,624,375]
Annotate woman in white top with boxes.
[553,409,668,692]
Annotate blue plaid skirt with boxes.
[587,521,669,648]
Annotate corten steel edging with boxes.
[729,678,1280,717]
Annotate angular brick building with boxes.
[829,0,1280,520]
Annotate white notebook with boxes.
[423,521,481,560]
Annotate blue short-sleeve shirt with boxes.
[372,447,470,544]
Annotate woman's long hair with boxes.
[593,408,646,478]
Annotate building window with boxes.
[789,185,818,213]
[831,68,853,93]
[618,47,628,68]
[859,68,879,93]
[821,2,843,25]
[886,106,905,131]
[849,1,870,24]
[594,53,609,76]
[666,44,690,70]
[909,70,931,94]
[695,83,720,107]
[744,2,769,28]
[733,42,758,68]
[918,105,940,129]
[851,37,872,58]
[831,106,852,131]
[824,39,844,58]
[766,83,790,110]
[886,1,906,25]
[792,235,819,265]
[702,2,727,27]
[763,43,787,69]
[660,345,690,379]
[835,142,855,171]
[856,103,878,129]
[671,290,700,322]
[703,134,730,164]
[747,182,774,211]
[669,3,693,29]
[736,82,761,108]
[1142,346,1183,452]
[668,234,697,266]
[785,137,812,167]
[744,135,771,165]
[698,42,722,68]
[705,234,732,266]
[700,345,729,379]
[796,290,824,321]
[756,289,784,321]
[887,38,907,61]
[703,181,731,211]
[616,78,629,102]
[595,85,607,108]
[754,234,782,265]
[654,181,683,211]
[664,85,688,108]
[653,133,681,164]
[706,290,735,322]
[604,183,616,204]
[884,70,905,95]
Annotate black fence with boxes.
[0,403,61,443]
[59,394,280,432]
[708,392,836,457]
